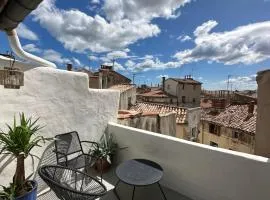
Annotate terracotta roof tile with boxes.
[202,104,257,134]
[139,89,177,98]
[130,102,187,124]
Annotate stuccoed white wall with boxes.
[109,122,270,200]
[0,67,119,185]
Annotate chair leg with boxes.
[132,186,136,200]
[158,182,167,200]
[113,179,121,200]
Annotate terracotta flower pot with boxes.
[95,158,111,173]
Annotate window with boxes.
[193,85,196,90]
[167,84,170,90]
[182,96,186,103]
[210,141,218,147]
[232,131,239,139]
[192,98,196,103]
[182,84,185,90]
[191,127,196,137]
[170,98,173,103]
[209,123,221,135]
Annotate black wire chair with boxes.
[38,165,107,200]
[54,131,103,179]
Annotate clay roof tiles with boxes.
[130,102,187,124]
[201,104,257,135]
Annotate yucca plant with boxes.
[0,113,48,198]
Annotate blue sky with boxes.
[0,0,270,90]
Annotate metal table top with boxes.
[116,159,164,186]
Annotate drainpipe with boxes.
[6,29,56,68]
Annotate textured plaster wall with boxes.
[109,122,270,200]
[0,67,119,185]
[255,69,270,157]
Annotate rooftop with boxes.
[168,78,202,85]
[139,89,177,98]
[130,102,187,124]
[201,104,257,134]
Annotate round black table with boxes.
[113,159,167,200]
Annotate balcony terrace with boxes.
[1,67,270,200]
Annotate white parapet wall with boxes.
[0,67,120,185]
[108,122,270,200]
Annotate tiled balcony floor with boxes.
[37,165,191,200]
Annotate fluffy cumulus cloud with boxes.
[32,0,182,53]
[125,56,181,72]
[22,43,41,53]
[177,34,192,42]
[42,49,71,64]
[174,20,270,65]
[220,74,257,90]
[103,0,190,21]
[17,23,39,41]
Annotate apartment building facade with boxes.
[199,104,256,154]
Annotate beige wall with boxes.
[141,96,178,105]
[199,121,255,154]
[255,69,270,157]
[119,87,136,110]
[164,79,201,107]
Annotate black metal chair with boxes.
[38,165,107,200]
[54,131,103,180]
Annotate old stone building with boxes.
[200,104,256,154]
[129,102,201,141]
[137,88,178,105]
[164,76,202,107]
[109,84,136,110]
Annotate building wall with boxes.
[164,79,178,96]
[164,79,201,107]
[117,112,176,136]
[0,67,120,185]
[89,76,99,88]
[119,87,136,110]
[141,96,178,105]
[109,122,270,200]
[186,107,201,140]
[199,121,255,154]
[255,69,270,157]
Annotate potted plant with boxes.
[0,113,48,200]
[92,133,118,173]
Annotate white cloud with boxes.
[219,74,257,90]
[103,0,190,21]
[106,50,128,59]
[72,57,82,66]
[17,23,39,41]
[125,60,135,68]
[22,43,41,53]
[91,0,100,4]
[127,57,181,72]
[177,34,192,42]
[174,20,270,65]
[156,74,168,79]
[32,0,163,53]
[88,55,99,61]
[103,61,125,71]
[42,49,71,64]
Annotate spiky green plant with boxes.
[0,113,47,197]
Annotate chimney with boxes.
[162,76,166,91]
[248,101,255,114]
[67,63,72,71]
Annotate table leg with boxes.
[132,186,136,200]
[113,179,121,200]
[158,182,167,200]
